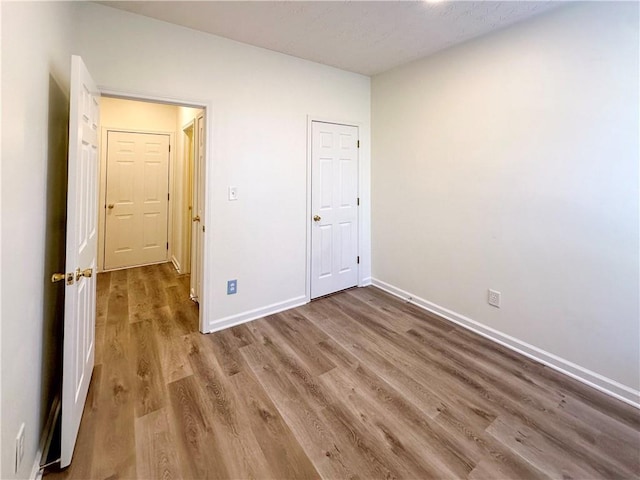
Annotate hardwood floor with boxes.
[46,263,640,479]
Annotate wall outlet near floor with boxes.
[227,279,237,295]
[488,289,501,308]
[15,423,25,473]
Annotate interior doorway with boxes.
[96,96,208,320]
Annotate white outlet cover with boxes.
[488,289,501,308]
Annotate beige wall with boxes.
[100,96,179,131]
[371,2,639,401]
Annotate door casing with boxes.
[190,113,205,302]
[179,121,195,275]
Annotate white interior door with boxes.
[311,121,359,299]
[104,131,170,270]
[61,55,100,468]
[190,114,205,301]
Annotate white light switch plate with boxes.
[228,186,238,201]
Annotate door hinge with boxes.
[357,197,360,206]
[169,144,171,152]
[357,256,360,264]
[357,140,360,148]
[167,193,170,201]
[166,242,169,250]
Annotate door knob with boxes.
[51,272,74,285]
[107,204,114,209]
[75,267,93,281]
[51,273,66,283]
[313,215,321,222]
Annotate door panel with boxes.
[104,131,170,270]
[62,55,100,468]
[311,121,359,298]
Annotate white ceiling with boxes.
[99,1,563,76]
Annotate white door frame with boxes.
[190,113,206,303]
[99,88,213,334]
[98,127,174,272]
[306,116,364,301]
[179,119,196,275]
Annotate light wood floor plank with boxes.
[134,408,181,480]
[131,319,166,418]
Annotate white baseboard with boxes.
[372,278,640,409]
[360,276,373,287]
[206,295,308,334]
[30,395,61,480]
[171,255,181,274]
[30,449,44,480]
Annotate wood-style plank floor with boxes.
[46,263,640,479]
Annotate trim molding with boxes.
[30,395,61,479]
[372,278,640,409]
[171,255,181,274]
[206,295,307,334]
[360,276,373,287]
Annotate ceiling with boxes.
[99,1,563,76]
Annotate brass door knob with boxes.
[193,215,201,222]
[51,272,74,285]
[107,204,114,209]
[51,273,66,283]
[313,215,321,222]
[75,268,93,281]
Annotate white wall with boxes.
[1,2,75,478]
[97,97,179,272]
[75,2,371,330]
[372,2,639,402]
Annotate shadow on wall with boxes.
[40,73,69,437]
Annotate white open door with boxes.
[61,55,100,468]
[311,121,359,299]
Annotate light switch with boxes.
[228,186,238,201]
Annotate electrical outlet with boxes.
[228,186,238,201]
[15,423,25,473]
[227,279,237,295]
[488,289,501,308]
